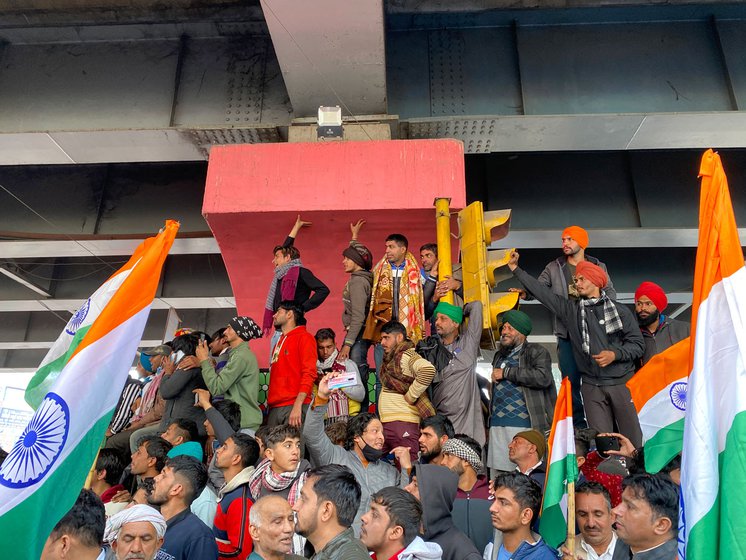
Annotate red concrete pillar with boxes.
[203,139,466,366]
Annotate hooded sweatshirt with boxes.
[214,465,256,560]
[415,464,482,560]
[398,536,443,560]
[342,269,374,347]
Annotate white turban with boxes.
[104,504,167,544]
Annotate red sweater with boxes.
[581,451,623,507]
[268,326,318,408]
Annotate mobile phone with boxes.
[194,393,200,406]
[199,333,206,342]
[595,435,621,457]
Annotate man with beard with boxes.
[514,226,616,430]
[104,504,167,560]
[292,465,370,560]
[248,495,305,560]
[148,455,217,559]
[378,321,437,461]
[508,251,644,448]
[418,414,455,465]
[633,282,690,369]
[424,301,485,447]
[488,310,556,476]
[267,302,317,429]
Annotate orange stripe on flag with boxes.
[69,220,179,361]
[627,337,690,411]
[689,150,744,370]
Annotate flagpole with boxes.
[83,441,105,490]
[566,480,575,552]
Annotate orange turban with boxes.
[576,260,608,288]
[562,226,589,249]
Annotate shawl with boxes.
[263,258,302,333]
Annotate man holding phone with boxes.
[315,328,365,424]
[191,316,263,432]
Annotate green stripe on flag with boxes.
[24,325,91,409]
[539,452,577,548]
[0,412,111,560]
[643,418,684,474]
[685,411,746,559]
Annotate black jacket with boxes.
[415,464,482,560]
[277,236,330,313]
[638,316,690,369]
[514,267,644,386]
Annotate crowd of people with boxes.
[30,217,688,560]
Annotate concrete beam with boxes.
[260,0,386,117]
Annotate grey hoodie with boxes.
[415,464,482,560]
[342,269,374,347]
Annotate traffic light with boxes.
[457,201,520,348]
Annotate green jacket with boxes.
[201,343,262,430]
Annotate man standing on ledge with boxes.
[508,250,644,448]
[516,226,616,429]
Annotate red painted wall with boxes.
[203,139,467,366]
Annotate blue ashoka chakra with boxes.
[669,382,688,412]
[0,392,70,489]
[65,298,91,336]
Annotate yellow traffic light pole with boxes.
[434,198,454,305]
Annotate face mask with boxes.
[361,442,384,462]
[139,353,154,373]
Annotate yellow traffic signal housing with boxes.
[458,201,520,348]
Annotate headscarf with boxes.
[434,301,463,324]
[634,281,667,312]
[562,226,589,249]
[576,260,608,289]
[442,438,484,474]
[501,310,532,336]
[103,504,166,544]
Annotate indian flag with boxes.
[627,337,690,473]
[539,377,578,548]
[0,220,178,559]
[679,149,746,559]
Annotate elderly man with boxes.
[488,309,556,476]
[508,429,547,490]
[420,301,485,446]
[248,495,305,560]
[104,504,167,560]
[508,251,644,447]
[634,281,690,368]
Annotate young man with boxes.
[267,301,317,428]
[378,321,437,461]
[292,464,370,560]
[418,414,455,465]
[104,504,167,560]
[194,316,263,431]
[209,328,231,372]
[40,489,105,560]
[316,327,365,423]
[441,436,492,554]
[559,481,630,560]
[424,301,485,446]
[633,281,690,369]
[404,464,481,560]
[488,472,558,560]
[263,215,330,345]
[364,230,426,383]
[305,372,411,535]
[91,448,126,504]
[508,250,644,447]
[612,474,679,559]
[360,486,443,560]
[518,226,616,429]
[249,424,310,502]
[162,418,203,462]
[148,455,218,559]
[131,435,173,483]
[214,433,261,560]
[508,430,547,490]
[248,495,305,560]
[489,310,556,475]
[339,219,374,390]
